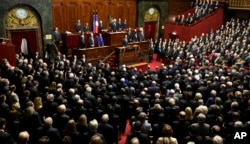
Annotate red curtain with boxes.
[10,31,37,57]
[144,21,157,41]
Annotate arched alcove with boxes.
[144,6,160,41]
[4,4,43,57]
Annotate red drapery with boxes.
[144,21,157,41]
[164,8,224,42]
[10,31,37,57]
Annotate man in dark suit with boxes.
[125,121,150,144]
[122,35,128,47]
[189,113,211,137]
[0,94,10,120]
[148,80,160,98]
[132,29,139,42]
[172,111,190,144]
[46,43,57,63]
[0,118,14,144]
[35,117,61,144]
[83,23,90,32]
[138,28,145,42]
[82,119,106,144]
[117,18,123,31]
[76,19,82,33]
[127,27,134,42]
[97,114,115,144]
[89,32,95,47]
[79,32,86,49]
[52,104,70,135]
[80,54,87,66]
[99,20,104,32]
[53,27,61,47]
[42,93,58,118]
[110,19,117,32]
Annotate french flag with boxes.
[95,13,99,33]
[92,13,96,33]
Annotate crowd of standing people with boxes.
[0,11,250,144]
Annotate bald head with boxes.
[18,131,30,143]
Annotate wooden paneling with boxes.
[72,46,114,63]
[51,0,136,33]
[167,0,192,23]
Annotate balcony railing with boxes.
[227,0,250,9]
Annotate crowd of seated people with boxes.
[175,0,220,26]
[0,17,250,144]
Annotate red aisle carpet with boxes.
[148,54,162,71]
[119,55,161,144]
[119,120,131,144]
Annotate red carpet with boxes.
[119,120,131,144]
[119,54,161,144]
[148,54,162,71]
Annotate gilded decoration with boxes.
[5,6,39,28]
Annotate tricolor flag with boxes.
[95,13,99,33]
[92,13,96,33]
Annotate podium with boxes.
[115,45,140,66]
[62,33,80,57]
[103,32,127,47]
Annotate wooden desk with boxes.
[115,45,140,66]
[0,43,16,66]
[71,46,114,64]
[103,32,127,46]
[128,41,150,62]
[128,41,150,55]
[62,33,80,57]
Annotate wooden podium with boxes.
[115,45,140,67]
[103,32,127,47]
[62,33,80,57]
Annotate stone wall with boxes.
[0,0,53,49]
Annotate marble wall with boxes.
[0,0,53,50]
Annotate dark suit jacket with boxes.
[99,24,104,32]
[36,126,61,144]
[190,122,211,137]
[89,36,95,47]
[79,36,86,48]
[76,23,82,32]
[126,131,150,144]
[0,102,10,119]
[0,131,14,144]
[110,22,117,32]
[98,123,115,144]
[53,30,60,44]
[52,113,70,135]
[82,131,106,144]
[122,38,128,47]
[42,101,58,117]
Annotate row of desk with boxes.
[0,32,149,68]
[64,32,150,66]
[71,41,150,65]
